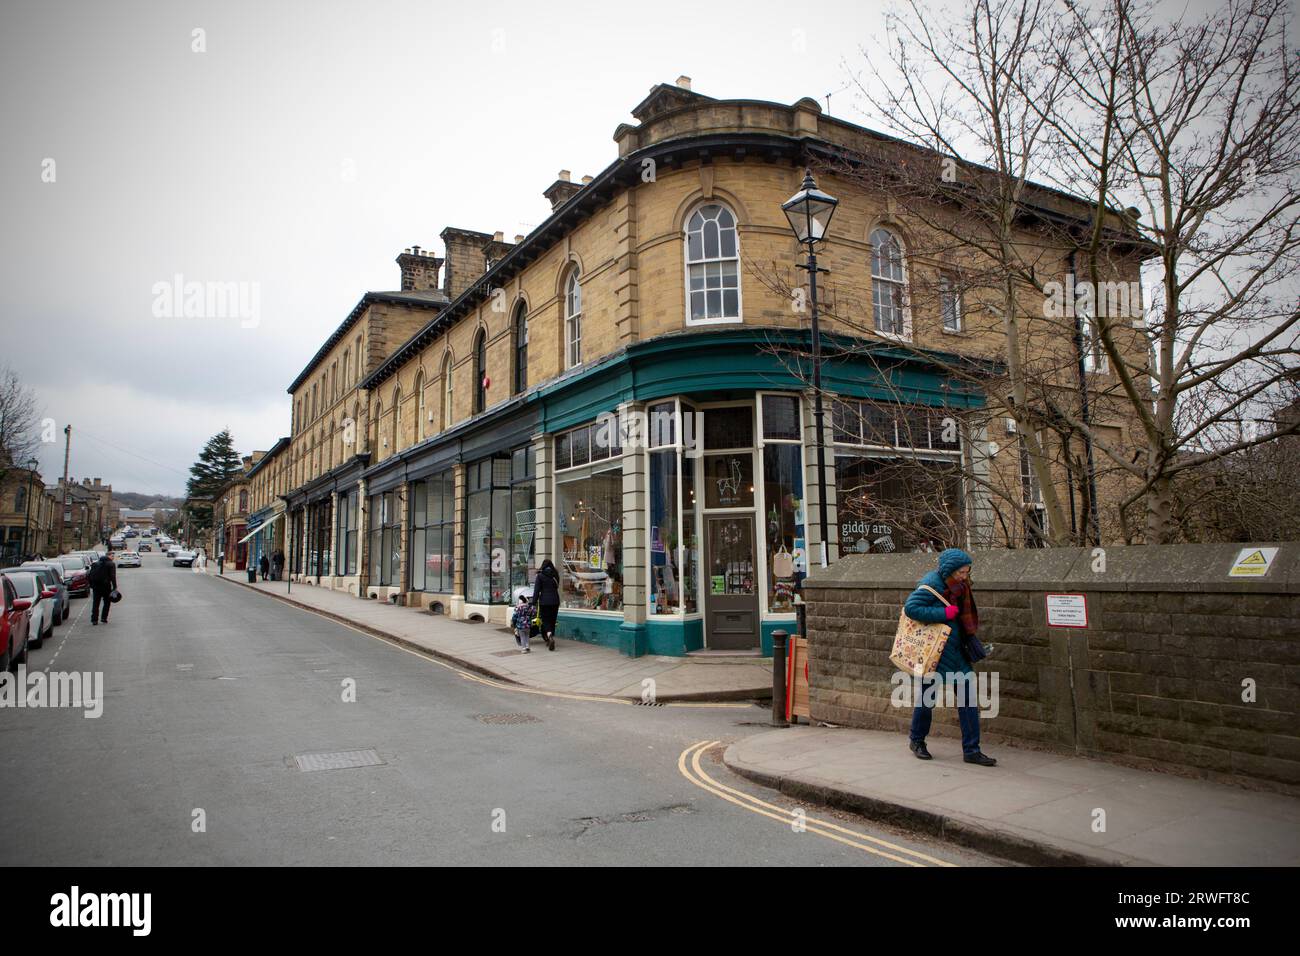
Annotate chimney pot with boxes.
[677,75,692,91]
[581,175,593,185]
[514,234,525,243]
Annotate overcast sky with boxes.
[1,0,892,498]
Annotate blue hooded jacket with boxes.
[903,548,974,676]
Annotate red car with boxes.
[1,574,32,671]
[53,555,91,597]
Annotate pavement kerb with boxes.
[722,743,1121,868]
[211,573,771,704]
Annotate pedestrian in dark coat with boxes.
[88,553,117,626]
[259,553,270,581]
[903,547,995,766]
[532,559,561,652]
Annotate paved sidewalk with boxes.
[210,572,771,702]
[725,727,1300,866]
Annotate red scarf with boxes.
[945,578,979,636]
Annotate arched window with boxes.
[311,383,318,422]
[565,267,582,368]
[870,227,907,336]
[415,372,426,442]
[513,303,528,395]
[685,203,740,323]
[392,387,402,451]
[239,489,248,512]
[371,399,381,452]
[355,335,363,382]
[342,350,350,391]
[473,329,487,414]
[441,353,453,430]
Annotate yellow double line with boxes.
[677,740,957,867]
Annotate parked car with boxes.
[166,545,182,558]
[1,574,31,671]
[137,543,151,553]
[0,570,55,649]
[20,562,69,622]
[173,550,197,568]
[52,555,91,597]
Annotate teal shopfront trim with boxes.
[555,610,625,651]
[644,617,705,656]
[537,328,989,433]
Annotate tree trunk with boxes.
[1145,472,1175,544]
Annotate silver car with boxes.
[20,562,69,623]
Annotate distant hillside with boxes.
[113,492,184,512]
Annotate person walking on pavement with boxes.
[904,548,996,766]
[532,559,561,651]
[259,553,270,582]
[88,552,117,626]
[272,549,284,581]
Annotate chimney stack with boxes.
[396,246,444,292]
[543,169,583,210]
[676,75,692,91]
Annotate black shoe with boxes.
[909,740,932,760]
[91,620,97,626]
[546,636,555,651]
[964,752,997,766]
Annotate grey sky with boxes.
[1,0,883,497]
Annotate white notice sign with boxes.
[1046,593,1088,628]
[1229,547,1278,578]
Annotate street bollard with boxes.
[771,629,790,728]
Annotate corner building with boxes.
[280,80,1147,656]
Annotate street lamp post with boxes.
[20,457,38,557]
[783,168,839,569]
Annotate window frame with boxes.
[564,267,582,369]
[683,202,742,326]
[473,329,487,414]
[513,302,528,395]
[870,227,911,340]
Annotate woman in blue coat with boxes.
[904,548,995,766]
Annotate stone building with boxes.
[275,79,1148,656]
[212,454,265,571]
[0,464,54,561]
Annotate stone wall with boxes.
[803,544,1300,791]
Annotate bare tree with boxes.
[1030,0,1300,542]
[0,366,42,486]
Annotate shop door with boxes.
[704,515,759,650]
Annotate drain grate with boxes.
[634,700,665,707]
[472,713,541,725]
[293,749,385,772]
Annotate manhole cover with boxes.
[472,713,541,725]
[293,749,385,772]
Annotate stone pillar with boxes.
[328,491,339,586]
[396,480,410,600]
[357,480,370,594]
[533,432,552,564]
[450,463,466,620]
[619,402,648,656]
[802,392,840,573]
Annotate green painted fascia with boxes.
[537,328,988,432]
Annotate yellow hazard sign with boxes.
[1228,547,1278,577]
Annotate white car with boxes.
[1,569,56,649]
[117,552,141,568]
[166,545,182,558]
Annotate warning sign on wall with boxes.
[1228,547,1278,578]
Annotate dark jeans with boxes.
[538,602,559,637]
[909,675,982,755]
[91,587,112,623]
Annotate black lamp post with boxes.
[782,168,839,569]
[20,457,38,557]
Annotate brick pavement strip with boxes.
[211,573,771,702]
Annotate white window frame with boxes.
[870,227,911,341]
[1080,309,1110,373]
[565,268,583,369]
[939,272,962,333]
[684,203,743,326]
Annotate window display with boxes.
[556,467,622,611]
[410,470,454,592]
[835,455,963,554]
[649,450,678,616]
[762,443,805,612]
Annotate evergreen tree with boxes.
[184,429,243,531]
